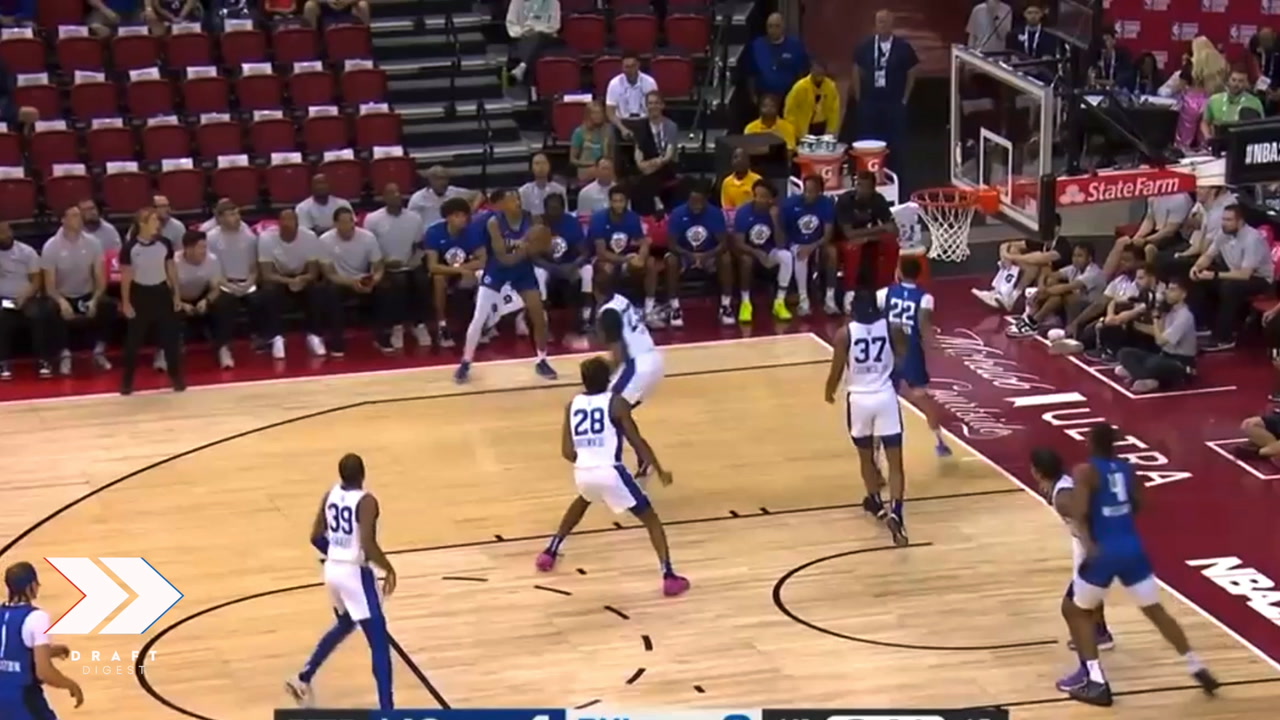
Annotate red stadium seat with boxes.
[536,56,582,98]
[196,120,243,160]
[113,34,161,72]
[369,154,415,194]
[30,127,79,176]
[592,56,621,97]
[221,29,267,68]
[13,82,61,121]
[56,35,107,73]
[70,80,120,120]
[651,54,694,98]
[127,78,176,118]
[1,36,48,75]
[157,166,207,212]
[0,177,37,221]
[340,68,386,105]
[289,70,336,108]
[236,73,284,111]
[265,161,311,205]
[304,113,350,154]
[614,13,658,55]
[165,31,213,71]
[324,24,372,63]
[102,166,153,215]
[142,123,192,163]
[86,124,136,165]
[38,0,85,31]
[551,99,587,143]
[250,116,297,155]
[561,14,606,55]
[272,26,319,65]
[0,131,22,167]
[46,173,94,215]
[318,156,364,200]
[664,13,710,55]
[211,161,261,208]
[183,75,231,114]
[354,111,402,149]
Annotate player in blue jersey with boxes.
[0,562,83,719]
[455,189,557,383]
[533,192,595,334]
[662,180,735,327]
[1057,424,1219,706]
[780,175,836,317]
[423,197,487,348]
[876,256,951,457]
[733,180,793,323]
[589,186,656,323]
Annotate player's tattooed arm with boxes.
[561,402,577,463]
[824,324,849,404]
[358,494,396,595]
[611,395,666,480]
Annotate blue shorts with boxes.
[1078,548,1153,589]
[0,686,57,720]
[895,360,930,389]
[482,264,539,294]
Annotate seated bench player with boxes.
[733,179,793,323]
[779,174,836,316]
[662,180,735,328]
[589,186,657,323]
[1008,241,1104,338]
[534,192,595,334]
[424,197,487,348]
[1050,245,1141,355]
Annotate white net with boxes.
[914,189,977,263]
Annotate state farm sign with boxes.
[1056,169,1196,206]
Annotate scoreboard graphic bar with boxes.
[273,707,1009,720]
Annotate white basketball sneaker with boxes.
[285,676,314,707]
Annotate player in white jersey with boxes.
[535,357,691,597]
[286,454,396,710]
[595,270,665,476]
[825,290,909,546]
[1030,448,1115,651]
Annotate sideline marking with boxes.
[1205,439,1280,481]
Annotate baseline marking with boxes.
[1204,439,1280,481]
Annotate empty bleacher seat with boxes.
[664,12,710,55]
[157,157,206,212]
[368,146,415,194]
[0,28,48,75]
[614,13,658,56]
[112,29,161,72]
[236,63,284,111]
[303,106,349,154]
[0,166,37,221]
[536,55,582,99]
[127,68,175,118]
[55,31,106,73]
[195,114,243,160]
[182,66,230,114]
[562,14,606,55]
[592,56,622,97]
[354,105,401,149]
[211,154,260,208]
[272,26,319,65]
[220,20,267,68]
[46,163,93,215]
[339,61,386,105]
[142,117,191,163]
[30,121,79,177]
[102,161,152,215]
[251,111,296,155]
[13,73,61,121]
[37,0,84,31]
[325,24,372,63]
[70,70,120,120]
[289,61,335,108]
[165,22,212,71]
[265,152,311,205]
[652,54,694,99]
[551,97,589,143]
[86,119,136,165]
[0,127,22,167]
[319,149,364,200]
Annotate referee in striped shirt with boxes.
[119,207,185,395]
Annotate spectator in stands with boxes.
[972,213,1070,312]
[1248,28,1280,112]
[1105,191,1194,274]
[1007,241,1105,337]
[1203,68,1265,139]
[1131,53,1164,96]
[632,92,680,217]
[88,0,148,37]
[576,158,615,216]
[207,199,266,350]
[0,222,50,380]
[519,153,567,216]
[145,0,204,34]
[80,200,122,255]
[0,0,33,27]
[42,206,116,375]
[569,102,614,182]
[296,174,353,234]
[321,207,391,355]
[424,197,485,348]
[747,12,810,107]
[258,208,329,359]
[364,183,430,350]
[966,0,1012,54]
[786,58,839,138]
[118,207,184,395]
[851,10,917,162]
[1008,3,1056,60]
[744,94,797,152]
[732,180,792,323]
[152,195,187,246]
[1090,26,1133,91]
[663,180,734,327]
[302,0,370,27]
[1052,245,1142,355]
[213,0,262,30]
[1088,262,1163,364]
[1157,184,1237,283]
[409,166,479,226]
[605,53,659,141]
[720,148,762,210]
[174,230,237,370]
[505,0,561,85]
[535,192,594,332]
[1160,37,1225,151]
[779,175,836,317]
[1189,204,1273,351]
[1115,276,1196,394]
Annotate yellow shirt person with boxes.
[721,169,762,209]
[783,65,840,136]
[744,94,798,150]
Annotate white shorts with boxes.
[324,561,383,622]
[845,388,903,447]
[574,463,649,514]
[610,350,664,405]
[1072,571,1161,610]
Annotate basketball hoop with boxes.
[911,186,1000,263]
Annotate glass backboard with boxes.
[950,45,1056,240]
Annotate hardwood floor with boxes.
[0,335,1272,719]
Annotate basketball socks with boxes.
[1085,659,1106,684]
[740,290,750,303]
[661,559,675,577]
[1184,651,1204,673]
[794,256,810,302]
[719,294,731,307]
[546,535,565,555]
[824,287,836,306]
[891,499,903,520]
[668,297,680,310]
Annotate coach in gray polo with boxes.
[206,199,267,344]
[41,205,116,376]
[258,208,331,360]
[321,207,390,356]
[1189,203,1274,350]
[364,183,430,349]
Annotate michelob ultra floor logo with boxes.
[45,558,183,635]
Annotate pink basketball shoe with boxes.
[662,574,690,596]
[535,551,556,572]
